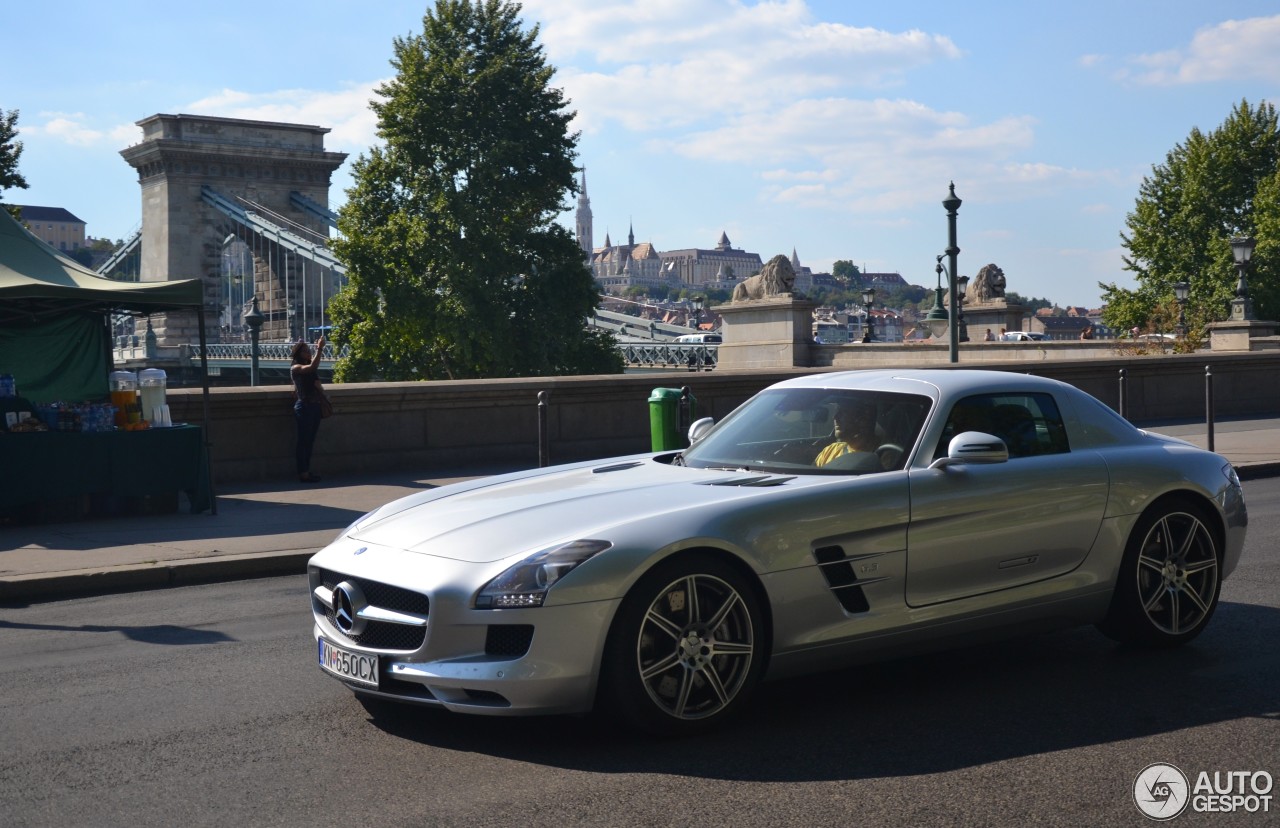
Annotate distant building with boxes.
[15,205,86,252]
[591,224,670,293]
[860,272,909,291]
[573,175,769,293]
[789,248,814,295]
[1029,315,1093,340]
[659,232,764,288]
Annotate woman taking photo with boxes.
[290,335,326,483]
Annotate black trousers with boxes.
[294,400,322,474]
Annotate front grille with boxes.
[485,624,534,658]
[317,568,430,651]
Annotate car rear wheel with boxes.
[600,555,764,735]
[1098,500,1221,646]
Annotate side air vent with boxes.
[813,545,871,614]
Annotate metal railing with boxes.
[189,343,347,361]
[129,341,715,372]
[620,343,717,369]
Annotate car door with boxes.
[904,392,1109,606]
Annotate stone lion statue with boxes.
[732,254,798,302]
[966,263,1007,305]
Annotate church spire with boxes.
[575,167,593,262]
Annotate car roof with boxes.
[769,369,1075,401]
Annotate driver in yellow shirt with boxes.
[815,401,878,467]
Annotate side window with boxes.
[935,392,1069,459]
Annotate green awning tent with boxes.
[0,207,218,511]
[0,208,207,399]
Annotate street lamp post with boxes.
[692,295,704,330]
[244,295,264,387]
[1229,236,1256,321]
[1173,281,1190,339]
[861,287,876,343]
[942,182,962,363]
[956,274,970,343]
[924,257,950,340]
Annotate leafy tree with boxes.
[1004,291,1053,313]
[831,260,860,285]
[1101,99,1280,333]
[329,0,621,381]
[1,108,28,220]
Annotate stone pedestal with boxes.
[1208,319,1279,351]
[714,297,817,369]
[962,301,1026,336]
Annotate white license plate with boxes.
[318,638,379,687]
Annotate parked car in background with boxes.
[675,333,722,344]
[309,369,1246,734]
[1001,331,1047,341]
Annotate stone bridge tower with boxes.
[120,113,348,345]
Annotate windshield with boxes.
[681,388,933,475]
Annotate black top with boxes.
[293,367,320,404]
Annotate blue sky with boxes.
[5,0,1279,307]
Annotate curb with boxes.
[1236,462,1280,481]
[0,550,313,605]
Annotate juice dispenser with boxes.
[138,368,167,425]
[109,371,137,427]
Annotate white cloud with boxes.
[515,2,1093,221]
[1125,14,1280,85]
[185,82,383,154]
[27,113,108,147]
[537,0,961,133]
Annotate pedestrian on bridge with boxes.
[291,336,326,483]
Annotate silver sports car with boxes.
[309,369,1247,733]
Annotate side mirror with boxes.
[929,431,1009,469]
[688,416,715,444]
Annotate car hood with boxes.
[347,459,801,563]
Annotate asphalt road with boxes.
[1,479,1278,828]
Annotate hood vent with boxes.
[592,461,644,474]
[702,475,796,488]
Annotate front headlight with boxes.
[475,539,612,609]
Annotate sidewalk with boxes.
[2,420,1277,603]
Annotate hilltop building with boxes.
[659,232,764,288]
[14,205,86,253]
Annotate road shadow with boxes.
[356,600,1280,782]
[0,474,441,553]
[0,617,234,645]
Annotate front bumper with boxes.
[311,554,621,716]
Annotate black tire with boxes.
[599,555,765,736]
[1098,499,1221,646]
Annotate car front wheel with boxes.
[1099,500,1221,646]
[600,555,764,735]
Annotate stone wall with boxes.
[165,351,1280,484]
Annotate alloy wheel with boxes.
[634,573,755,721]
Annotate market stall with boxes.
[0,209,215,518]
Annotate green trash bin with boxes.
[649,386,696,451]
